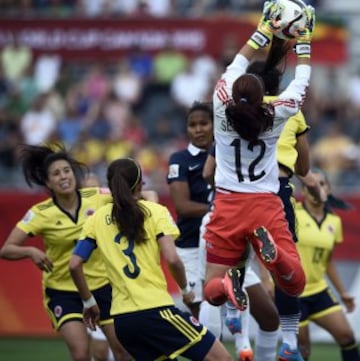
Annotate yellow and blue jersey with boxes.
[17,187,112,291]
[295,203,343,297]
[78,200,180,315]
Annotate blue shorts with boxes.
[45,283,113,330]
[114,306,216,361]
[299,287,342,326]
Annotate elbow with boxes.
[166,254,182,269]
[69,256,82,275]
[0,245,9,259]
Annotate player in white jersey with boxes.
[203,3,315,313]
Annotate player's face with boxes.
[187,110,213,149]
[304,172,330,205]
[46,160,77,195]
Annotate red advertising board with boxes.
[0,17,348,64]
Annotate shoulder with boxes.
[33,198,55,213]
[140,200,171,217]
[79,187,102,198]
[169,149,188,164]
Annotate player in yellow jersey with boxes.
[0,144,131,361]
[295,169,360,361]
[69,158,232,361]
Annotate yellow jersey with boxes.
[264,95,309,175]
[79,200,180,315]
[295,203,343,296]
[17,187,111,291]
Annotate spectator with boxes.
[0,35,33,85]
[20,93,57,145]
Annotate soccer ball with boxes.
[272,0,308,40]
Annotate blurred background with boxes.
[0,0,359,348]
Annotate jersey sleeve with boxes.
[167,152,188,183]
[16,206,43,236]
[275,64,311,121]
[153,204,180,241]
[294,110,309,136]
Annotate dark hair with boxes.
[225,73,274,142]
[311,168,353,210]
[187,101,213,121]
[225,38,291,142]
[107,158,149,243]
[247,37,292,95]
[18,143,87,189]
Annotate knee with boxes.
[338,334,357,348]
[91,343,109,361]
[281,269,305,297]
[204,278,227,306]
[71,351,91,361]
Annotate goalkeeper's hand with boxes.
[247,1,282,50]
[294,5,316,58]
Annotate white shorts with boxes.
[88,326,107,341]
[198,212,211,282]
[176,246,203,303]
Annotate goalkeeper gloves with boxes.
[247,1,282,50]
[294,5,316,58]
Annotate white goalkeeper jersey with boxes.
[213,53,311,194]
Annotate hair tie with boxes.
[240,98,247,103]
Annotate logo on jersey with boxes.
[189,316,200,326]
[188,164,200,171]
[22,210,34,224]
[99,187,110,194]
[85,208,95,218]
[327,225,335,234]
[56,220,62,226]
[54,305,63,318]
[168,164,179,179]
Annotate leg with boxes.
[250,225,305,297]
[202,339,233,361]
[298,324,311,361]
[204,262,247,310]
[59,320,91,361]
[247,283,280,361]
[89,327,112,361]
[313,310,360,361]
[276,286,303,357]
[102,323,132,361]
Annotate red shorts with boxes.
[204,191,294,265]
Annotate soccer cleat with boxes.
[238,347,254,361]
[223,268,248,311]
[278,343,305,361]
[225,317,241,334]
[253,226,278,264]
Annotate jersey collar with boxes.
[188,143,206,156]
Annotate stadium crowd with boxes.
[0,0,359,195]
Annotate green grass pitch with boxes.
[0,337,341,360]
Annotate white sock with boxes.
[254,329,279,361]
[198,300,222,339]
[235,306,251,352]
[279,313,301,350]
[225,301,241,319]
